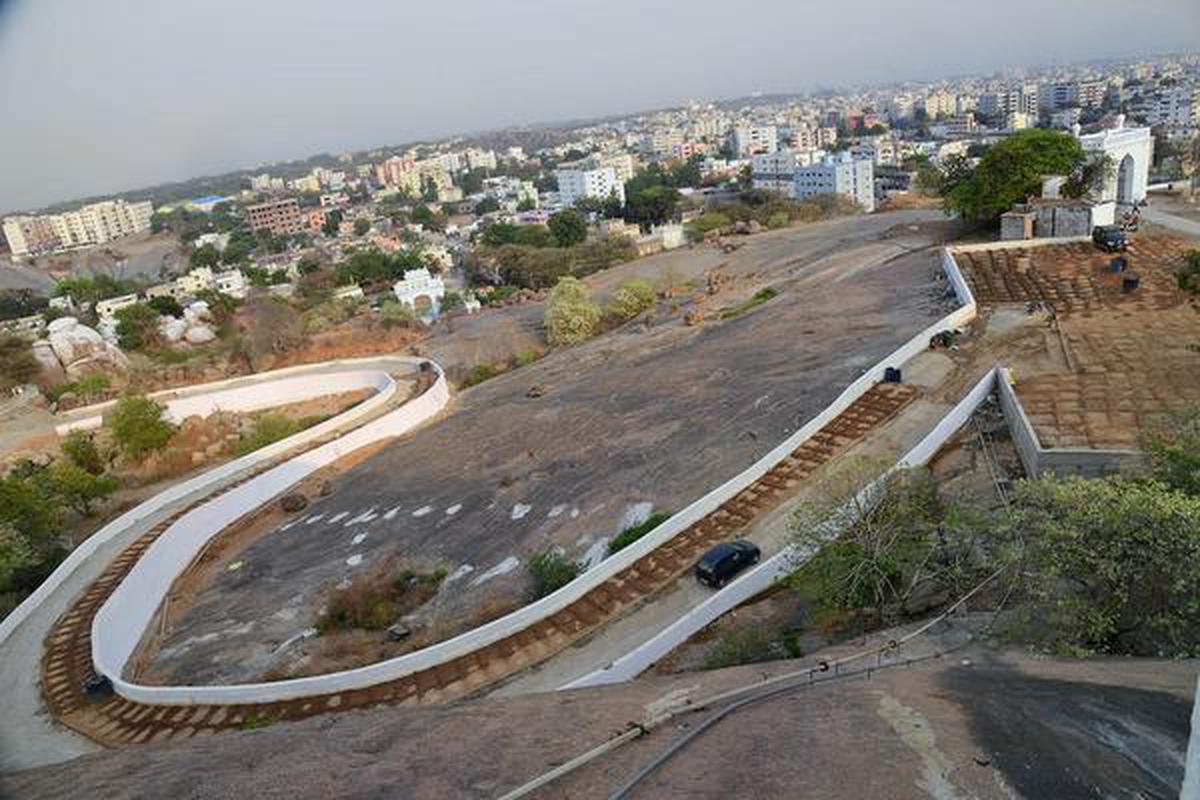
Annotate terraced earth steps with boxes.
[43,382,916,748]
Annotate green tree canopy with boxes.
[944,129,1085,225]
[107,394,174,460]
[548,209,588,247]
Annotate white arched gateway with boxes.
[393,268,446,320]
[1076,118,1152,206]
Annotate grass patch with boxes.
[45,373,112,404]
[608,511,671,555]
[460,363,500,388]
[700,627,804,671]
[720,287,778,320]
[234,414,302,456]
[528,551,583,599]
[317,562,448,634]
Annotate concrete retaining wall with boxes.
[87,246,979,706]
[0,358,419,652]
[997,368,1139,478]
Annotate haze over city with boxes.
[3,1,1200,797]
[1,0,1197,211]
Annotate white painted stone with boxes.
[619,502,654,532]
[470,556,520,586]
[383,506,402,521]
[412,505,433,517]
[305,513,325,525]
[580,539,610,570]
[344,508,378,526]
[346,553,364,567]
[227,561,244,571]
[570,507,580,519]
[445,564,475,583]
[511,503,532,521]
[548,504,566,518]
[351,532,367,545]
[445,504,462,516]
[328,511,350,523]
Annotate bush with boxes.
[528,551,583,599]
[1177,250,1200,295]
[608,278,656,321]
[460,363,499,388]
[544,277,601,347]
[61,431,105,475]
[609,511,670,554]
[147,296,183,318]
[317,561,447,633]
[1144,404,1200,496]
[107,394,174,460]
[377,299,417,329]
[113,303,161,351]
[1000,476,1200,657]
[0,334,42,390]
[234,414,301,456]
[687,211,731,239]
[699,628,805,670]
[46,461,118,516]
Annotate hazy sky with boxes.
[1,0,1197,212]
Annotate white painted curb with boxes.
[89,245,978,705]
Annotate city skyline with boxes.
[1,0,1198,213]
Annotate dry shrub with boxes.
[316,558,447,634]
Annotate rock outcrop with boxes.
[41,317,129,380]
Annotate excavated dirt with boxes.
[135,211,960,686]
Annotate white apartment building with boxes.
[751,150,822,196]
[1147,85,1200,131]
[1046,80,1107,110]
[556,166,625,207]
[924,90,957,118]
[729,125,778,157]
[793,153,875,213]
[3,199,153,258]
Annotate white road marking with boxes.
[412,505,433,517]
[471,556,520,586]
[383,505,402,520]
[305,513,325,525]
[344,508,378,526]
[445,564,475,583]
[329,511,350,524]
[445,504,462,516]
[352,532,367,545]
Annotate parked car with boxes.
[695,540,761,588]
[1092,224,1127,252]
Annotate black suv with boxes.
[1092,225,1127,253]
[695,540,761,588]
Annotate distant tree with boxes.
[190,243,220,269]
[322,209,344,238]
[0,289,48,322]
[458,168,488,195]
[0,335,41,390]
[547,209,588,247]
[353,218,372,237]
[106,394,174,461]
[512,224,556,248]
[624,184,680,229]
[544,276,601,347]
[146,295,183,318]
[0,473,57,547]
[194,289,238,327]
[516,197,536,212]
[113,303,161,351]
[475,196,501,215]
[481,222,520,247]
[440,290,465,313]
[421,176,438,202]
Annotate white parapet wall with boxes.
[83,246,979,706]
[564,366,1003,689]
[0,357,423,652]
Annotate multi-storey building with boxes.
[1147,85,1200,132]
[729,125,778,157]
[924,90,957,118]
[556,166,625,207]
[793,153,875,213]
[246,198,303,236]
[2,199,153,258]
[1046,80,1107,110]
[375,156,422,196]
[978,83,1038,119]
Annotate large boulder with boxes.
[183,324,216,344]
[44,316,129,378]
[31,339,67,385]
[160,317,188,343]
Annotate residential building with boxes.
[1046,80,1107,110]
[213,269,248,299]
[1050,107,1083,129]
[1147,85,1200,131]
[793,153,875,213]
[95,294,140,322]
[246,198,303,236]
[924,90,958,119]
[751,150,822,196]
[2,215,59,258]
[375,157,422,195]
[3,199,153,258]
[978,83,1038,119]
[729,125,778,156]
[556,166,625,207]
